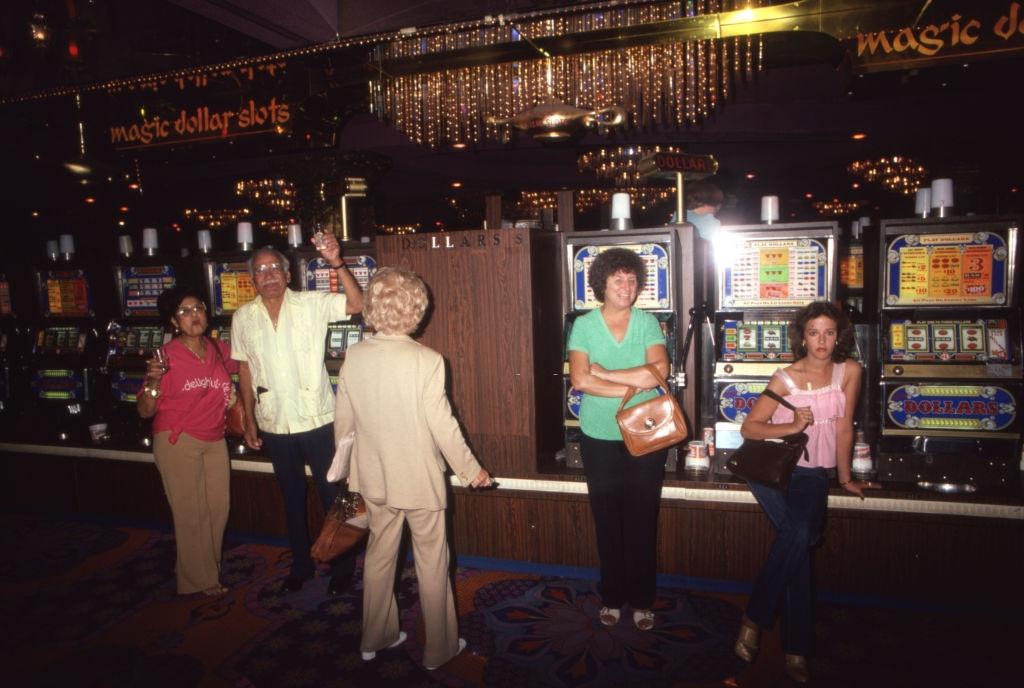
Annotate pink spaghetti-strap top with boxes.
[769,363,847,469]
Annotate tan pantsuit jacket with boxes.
[334,333,482,667]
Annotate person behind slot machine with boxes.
[735,301,877,684]
[137,286,238,597]
[568,248,670,632]
[230,234,363,596]
[334,267,492,670]
[684,180,723,240]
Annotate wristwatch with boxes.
[144,385,160,399]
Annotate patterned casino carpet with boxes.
[0,514,1017,688]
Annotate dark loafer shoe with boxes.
[326,572,354,597]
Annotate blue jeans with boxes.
[745,466,829,656]
[262,423,357,580]
[580,435,667,609]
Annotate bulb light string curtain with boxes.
[372,0,764,148]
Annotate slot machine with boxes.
[103,230,178,448]
[290,224,376,390]
[876,215,1022,492]
[201,223,257,453]
[0,269,32,430]
[26,235,105,443]
[560,225,699,472]
[700,221,841,474]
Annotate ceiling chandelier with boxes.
[578,145,683,186]
[847,156,927,196]
[812,198,862,217]
[235,178,296,212]
[372,0,763,148]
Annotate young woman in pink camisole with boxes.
[734,301,875,684]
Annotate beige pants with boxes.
[153,431,230,594]
[361,499,460,667]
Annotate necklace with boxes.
[180,338,206,361]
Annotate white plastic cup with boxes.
[858,216,871,229]
[287,223,302,248]
[914,187,931,217]
[760,196,780,223]
[88,423,108,441]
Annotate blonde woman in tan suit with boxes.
[334,267,492,671]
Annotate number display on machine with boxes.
[42,270,92,316]
[721,238,828,308]
[121,265,176,317]
[36,326,86,354]
[213,262,256,315]
[304,255,377,293]
[720,320,793,361]
[884,232,1008,307]
[571,243,670,310]
[887,319,1010,362]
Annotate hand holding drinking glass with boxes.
[147,346,169,383]
[312,230,341,264]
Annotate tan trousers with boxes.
[361,499,460,667]
[153,431,231,594]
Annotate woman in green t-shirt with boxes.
[567,247,670,632]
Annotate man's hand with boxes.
[313,231,342,266]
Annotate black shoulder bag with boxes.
[725,388,809,489]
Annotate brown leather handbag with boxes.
[209,337,246,437]
[615,364,690,456]
[311,491,369,562]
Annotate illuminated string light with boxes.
[812,198,862,217]
[578,145,683,186]
[847,156,927,196]
[375,223,420,235]
[375,0,762,147]
[235,178,296,212]
[184,207,251,230]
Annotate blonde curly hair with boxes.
[363,267,429,335]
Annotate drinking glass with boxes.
[153,346,169,373]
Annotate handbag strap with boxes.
[760,387,798,411]
[617,364,670,412]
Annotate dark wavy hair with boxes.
[156,286,208,330]
[587,248,646,302]
[790,301,855,362]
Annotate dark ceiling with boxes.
[1,0,1022,242]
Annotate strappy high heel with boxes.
[784,654,810,684]
[734,615,760,662]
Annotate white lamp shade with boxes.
[611,193,631,219]
[287,223,302,247]
[760,196,780,222]
[142,227,158,250]
[117,235,133,256]
[930,178,954,208]
[915,187,931,215]
[59,234,75,254]
[46,239,59,257]
[197,230,212,252]
[237,221,254,244]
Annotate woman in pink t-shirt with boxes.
[734,302,875,684]
[137,286,238,597]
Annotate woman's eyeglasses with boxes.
[176,303,207,317]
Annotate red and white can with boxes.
[702,427,716,456]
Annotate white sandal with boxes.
[633,609,655,631]
[599,607,621,626]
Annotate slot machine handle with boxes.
[675,303,706,389]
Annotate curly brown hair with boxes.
[587,247,646,302]
[790,301,855,362]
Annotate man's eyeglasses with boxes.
[176,303,207,317]
[254,262,284,275]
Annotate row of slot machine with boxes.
[0,226,376,451]
[699,214,1021,493]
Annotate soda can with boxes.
[702,427,716,456]
[687,440,707,458]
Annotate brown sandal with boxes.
[599,607,620,626]
[201,584,228,597]
[784,654,810,684]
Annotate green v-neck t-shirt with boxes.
[567,307,667,440]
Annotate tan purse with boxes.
[311,491,368,562]
[615,364,689,456]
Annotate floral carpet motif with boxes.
[477,578,741,687]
